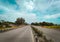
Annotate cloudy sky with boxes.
[0,0,60,24]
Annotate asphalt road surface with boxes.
[0,26,34,42]
[34,26,60,42]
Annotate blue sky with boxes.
[0,0,60,24]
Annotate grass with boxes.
[0,27,12,32]
[44,26,60,29]
[0,25,25,32]
[0,26,17,32]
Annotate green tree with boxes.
[15,18,25,25]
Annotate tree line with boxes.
[0,17,59,28]
[31,22,58,26]
[0,18,27,28]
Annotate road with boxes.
[0,26,34,42]
[34,26,60,42]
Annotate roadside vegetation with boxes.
[31,26,54,42]
[0,17,28,32]
[44,26,60,29]
[31,22,60,29]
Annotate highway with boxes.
[34,26,60,42]
[0,25,60,42]
[0,26,34,42]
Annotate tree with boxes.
[31,22,39,26]
[0,20,12,28]
[31,22,54,26]
[15,18,25,25]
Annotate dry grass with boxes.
[44,26,60,29]
[0,25,26,32]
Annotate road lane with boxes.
[34,26,60,42]
[0,26,34,42]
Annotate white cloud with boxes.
[0,12,37,23]
[0,5,37,23]
[1,0,60,24]
[24,1,34,10]
[34,0,53,11]
[43,13,60,19]
[16,0,34,11]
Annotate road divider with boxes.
[31,26,54,42]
